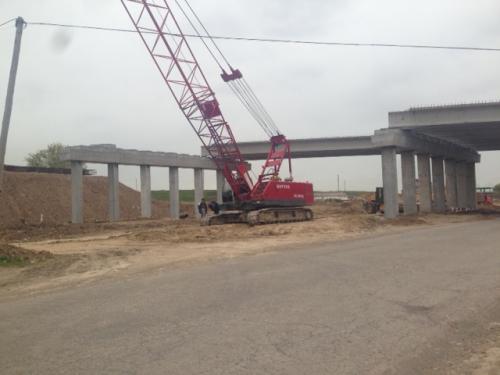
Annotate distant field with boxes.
[152,190,217,203]
[152,190,371,203]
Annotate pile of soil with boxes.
[0,171,191,228]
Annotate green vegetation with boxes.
[152,189,217,203]
[344,191,371,197]
[494,184,500,193]
[0,255,27,267]
[25,143,70,168]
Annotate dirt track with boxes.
[0,201,495,297]
[1,214,499,374]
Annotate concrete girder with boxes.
[372,129,480,163]
[202,136,380,160]
[389,102,500,127]
[388,101,500,151]
[61,144,217,170]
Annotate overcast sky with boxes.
[1,0,500,191]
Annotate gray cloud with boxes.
[0,0,499,190]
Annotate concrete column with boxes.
[169,167,180,219]
[71,161,83,224]
[456,162,468,209]
[216,169,225,203]
[417,154,432,213]
[140,165,151,218]
[431,156,446,213]
[400,151,417,215]
[381,148,398,219]
[108,163,120,221]
[466,162,477,210]
[444,159,458,209]
[194,168,204,218]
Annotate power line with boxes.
[0,18,16,28]
[25,21,500,53]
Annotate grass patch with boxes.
[0,255,28,267]
[0,244,54,268]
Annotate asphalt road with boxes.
[1,219,500,374]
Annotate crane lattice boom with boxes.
[120,0,314,220]
[121,0,253,199]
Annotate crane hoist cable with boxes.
[175,0,282,138]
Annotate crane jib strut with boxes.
[120,0,314,219]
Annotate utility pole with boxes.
[0,17,26,191]
[337,174,340,192]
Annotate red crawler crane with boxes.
[120,0,313,224]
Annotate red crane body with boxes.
[120,0,313,222]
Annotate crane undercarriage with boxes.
[203,207,314,226]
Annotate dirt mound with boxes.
[0,171,190,228]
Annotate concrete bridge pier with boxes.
[381,147,399,219]
[444,159,458,210]
[466,162,477,210]
[401,151,417,215]
[456,162,468,209]
[71,161,84,224]
[431,156,446,213]
[140,165,152,218]
[417,154,432,213]
[194,168,204,218]
[169,167,180,220]
[216,169,225,203]
[108,163,120,221]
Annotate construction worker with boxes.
[208,200,220,215]
[198,198,208,218]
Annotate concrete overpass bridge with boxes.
[203,101,499,219]
[63,102,500,223]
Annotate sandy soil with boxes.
[0,171,191,228]
[0,201,495,296]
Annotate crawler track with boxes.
[246,207,314,226]
[203,207,314,226]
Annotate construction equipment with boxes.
[363,187,384,214]
[120,0,314,225]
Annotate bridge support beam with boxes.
[140,165,152,218]
[431,157,446,213]
[417,154,432,213]
[71,161,83,224]
[169,167,180,219]
[381,148,399,219]
[401,152,417,215]
[108,163,120,221]
[445,159,458,209]
[194,168,204,218]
